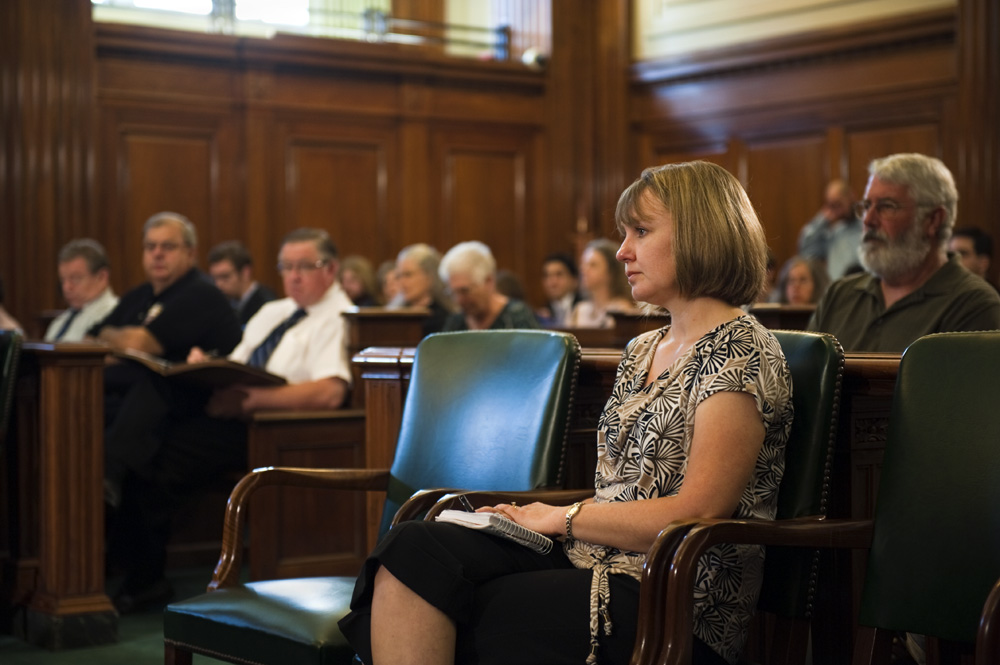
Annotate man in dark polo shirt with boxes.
[90,212,241,360]
[92,212,242,610]
[808,153,1000,352]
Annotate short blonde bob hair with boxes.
[615,161,767,308]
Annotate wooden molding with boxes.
[95,22,545,90]
[631,8,955,85]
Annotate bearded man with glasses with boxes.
[807,153,1000,352]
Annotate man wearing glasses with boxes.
[89,211,241,359]
[207,239,278,326]
[808,153,1000,352]
[109,227,354,614]
[189,226,353,415]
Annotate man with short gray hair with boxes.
[808,153,1000,351]
[44,238,119,341]
[89,211,240,359]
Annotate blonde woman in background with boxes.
[568,238,634,328]
[340,255,382,307]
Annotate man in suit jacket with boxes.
[44,238,119,342]
[207,240,277,326]
[536,251,582,327]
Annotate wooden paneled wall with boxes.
[631,8,963,271]
[93,25,550,302]
[2,0,998,330]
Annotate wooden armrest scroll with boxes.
[209,466,392,590]
[979,576,1000,665]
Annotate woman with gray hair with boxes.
[438,241,539,331]
[395,243,454,336]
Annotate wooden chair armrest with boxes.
[393,488,594,526]
[646,517,874,665]
[978,576,1000,665]
[426,488,596,520]
[209,466,392,590]
[391,488,464,526]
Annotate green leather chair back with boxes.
[378,330,580,536]
[757,330,844,618]
[163,330,580,665]
[859,331,1000,643]
[0,330,22,450]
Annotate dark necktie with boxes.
[54,308,81,341]
[247,308,307,369]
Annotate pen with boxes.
[458,494,476,512]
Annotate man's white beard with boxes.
[859,221,931,282]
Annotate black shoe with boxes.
[113,577,174,615]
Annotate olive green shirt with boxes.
[807,255,1000,352]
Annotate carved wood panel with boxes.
[97,106,241,293]
[431,125,542,283]
[845,124,942,196]
[745,135,830,263]
[271,116,398,274]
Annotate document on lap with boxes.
[115,348,286,388]
[435,509,553,554]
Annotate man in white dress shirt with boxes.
[44,239,119,342]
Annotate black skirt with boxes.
[338,520,726,665]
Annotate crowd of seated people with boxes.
[6,152,1000,639]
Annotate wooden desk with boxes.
[610,311,671,345]
[246,409,367,580]
[1,342,116,648]
[342,307,427,408]
[748,303,815,330]
[553,311,671,350]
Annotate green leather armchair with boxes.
[656,331,1000,665]
[163,330,581,665]
[416,329,846,665]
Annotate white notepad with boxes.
[435,509,554,554]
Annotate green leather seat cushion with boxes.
[164,577,356,664]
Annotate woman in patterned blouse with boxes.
[339,161,794,665]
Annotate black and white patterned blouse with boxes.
[565,315,793,664]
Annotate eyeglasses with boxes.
[277,260,328,274]
[853,199,935,219]
[143,241,183,252]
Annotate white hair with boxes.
[439,241,496,285]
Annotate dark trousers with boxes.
[338,520,727,665]
[106,406,247,590]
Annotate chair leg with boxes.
[852,626,893,665]
[165,642,194,665]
